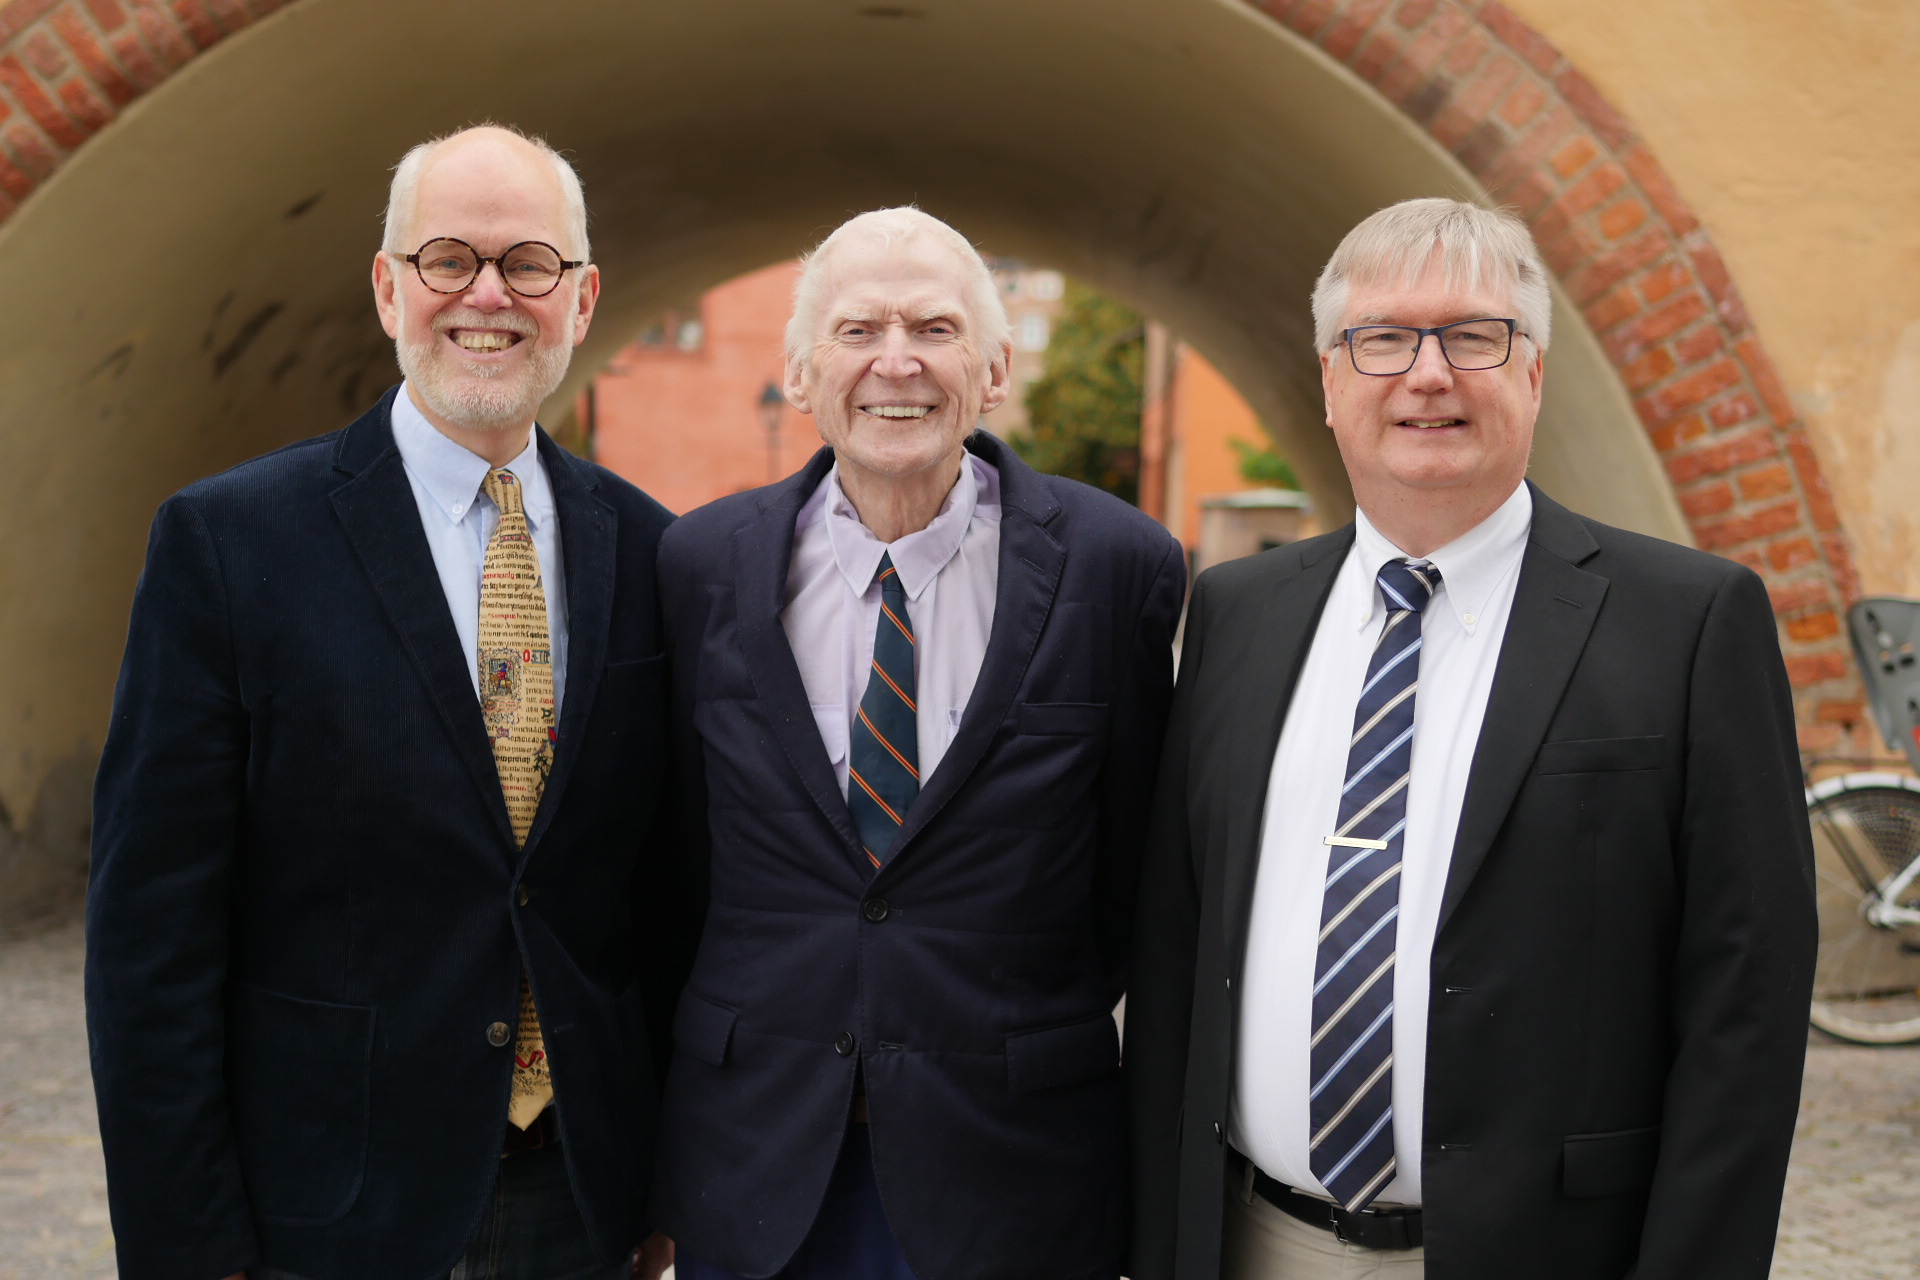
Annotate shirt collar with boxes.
[390,382,554,529]
[1351,482,1533,635]
[824,452,982,602]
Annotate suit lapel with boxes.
[520,432,615,860]
[1220,530,1350,962]
[735,450,870,873]
[327,393,514,848]
[883,437,1064,871]
[1437,485,1607,933]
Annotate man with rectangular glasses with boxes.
[87,124,683,1280]
[1127,197,1815,1280]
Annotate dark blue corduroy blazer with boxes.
[87,387,682,1280]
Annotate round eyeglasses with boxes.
[398,237,586,299]
[1340,318,1525,376]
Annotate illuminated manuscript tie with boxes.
[846,553,918,872]
[478,467,557,1130]
[1309,559,1438,1212]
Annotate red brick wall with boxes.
[0,0,291,219]
[1245,0,1870,755]
[0,0,1871,751]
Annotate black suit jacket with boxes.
[1126,484,1816,1280]
[86,387,681,1280]
[651,434,1186,1280]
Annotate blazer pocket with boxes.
[1562,1124,1661,1198]
[1535,734,1664,775]
[673,990,738,1067]
[1018,702,1111,737]
[228,983,375,1225]
[1005,1013,1120,1092]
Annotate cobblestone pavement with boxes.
[0,918,114,1280]
[2,915,1917,1278]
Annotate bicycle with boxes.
[1805,596,1920,1044]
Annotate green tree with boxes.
[1009,281,1144,504]
[1228,436,1300,489]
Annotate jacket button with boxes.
[487,1021,511,1048]
[517,885,531,907]
[1214,1121,1224,1144]
[834,1031,857,1057]
[863,898,889,923]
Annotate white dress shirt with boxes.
[1230,482,1533,1205]
[781,454,1002,796]
[390,384,570,719]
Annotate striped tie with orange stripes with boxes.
[847,553,918,871]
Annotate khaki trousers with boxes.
[1222,1179,1425,1280]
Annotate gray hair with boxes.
[785,207,1010,365]
[382,123,590,261]
[1311,198,1551,353]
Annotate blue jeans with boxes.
[252,1140,630,1280]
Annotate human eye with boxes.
[1444,321,1507,352]
[1354,327,1412,354]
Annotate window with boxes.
[1016,313,1050,352]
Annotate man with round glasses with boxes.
[1128,198,1814,1279]
[88,125,682,1280]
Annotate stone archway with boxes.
[0,0,1862,919]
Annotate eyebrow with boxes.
[1352,310,1505,326]
[831,305,966,327]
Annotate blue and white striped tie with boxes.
[1308,559,1439,1212]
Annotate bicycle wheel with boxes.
[1807,774,1920,1044]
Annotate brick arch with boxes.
[0,0,1866,748]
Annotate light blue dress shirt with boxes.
[389,384,569,719]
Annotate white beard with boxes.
[394,294,574,433]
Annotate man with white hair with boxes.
[88,124,681,1280]
[1126,198,1814,1279]
[650,207,1186,1280]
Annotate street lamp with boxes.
[759,381,786,485]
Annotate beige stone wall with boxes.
[1508,0,1920,597]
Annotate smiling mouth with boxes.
[449,330,524,353]
[1399,417,1465,429]
[861,405,934,419]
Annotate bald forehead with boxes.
[396,130,572,258]
[418,129,559,196]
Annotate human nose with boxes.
[1402,331,1455,391]
[870,325,922,378]
[462,260,515,310]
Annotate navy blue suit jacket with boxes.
[651,434,1187,1280]
[86,387,681,1280]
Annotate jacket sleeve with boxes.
[85,495,259,1280]
[1124,569,1212,1280]
[1632,565,1817,1280]
[1091,534,1187,1004]
[642,528,715,1083]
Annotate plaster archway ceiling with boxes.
[0,0,1681,817]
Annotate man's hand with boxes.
[219,1273,246,1280]
[633,1231,674,1280]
